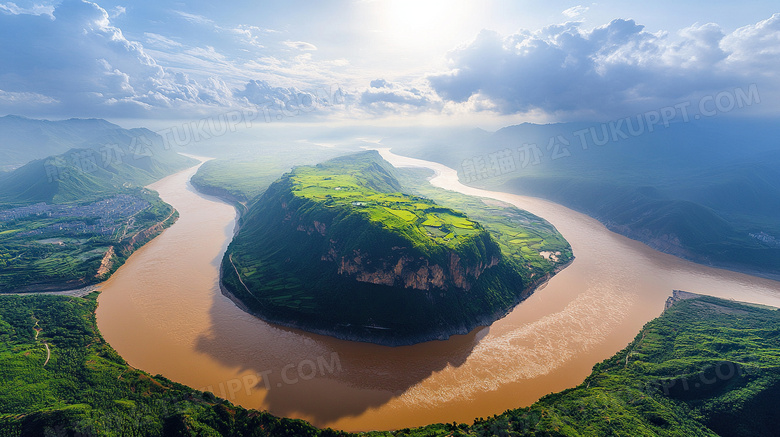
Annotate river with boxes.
[95,152,780,432]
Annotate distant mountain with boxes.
[0,115,185,169]
[387,118,780,278]
[221,151,570,345]
[0,116,197,204]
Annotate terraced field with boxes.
[290,166,481,249]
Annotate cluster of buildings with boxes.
[1,195,150,239]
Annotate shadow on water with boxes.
[194,290,485,424]
[189,188,485,424]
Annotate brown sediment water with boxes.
[96,152,780,432]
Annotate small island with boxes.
[221,151,572,345]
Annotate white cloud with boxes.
[173,10,213,25]
[0,1,54,17]
[722,13,780,70]
[230,24,268,48]
[0,0,238,117]
[359,79,440,113]
[110,5,125,18]
[562,5,588,19]
[185,46,227,62]
[428,15,780,117]
[235,79,348,118]
[144,32,182,49]
[283,40,318,51]
[0,89,58,104]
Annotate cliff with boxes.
[222,151,532,345]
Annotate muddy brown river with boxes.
[95,151,780,431]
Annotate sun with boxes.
[384,0,449,33]
[376,0,473,49]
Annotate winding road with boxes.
[32,316,51,367]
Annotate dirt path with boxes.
[4,285,98,298]
[32,316,51,367]
[126,208,176,245]
[43,343,51,367]
[228,253,260,301]
[625,331,646,367]
[95,246,115,278]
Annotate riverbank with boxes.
[603,214,780,282]
[0,207,179,295]
[189,177,249,214]
[217,260,572,347]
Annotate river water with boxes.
[95,152,780,431]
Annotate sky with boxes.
[0,0,778,128]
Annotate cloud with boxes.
[0,2,54,17]
[109,5,125,18]
[235,79,347,119]
[428,15,780,117]
[230,24,268,48]
[144,32,182,49]
[359,79,438,113]
[0,0,236,117]
[283,40,318,51]
[722,13,780,70]
[562,5,588,19]
[185,46,227,62]
[0,0,363,120]
[0,89,58,104]
[173,10,213,25]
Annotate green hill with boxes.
[0,145,196,205]
[0,115,197,205]
[0,187,178,293]
[0,119,197,292]
[222,151,571,345]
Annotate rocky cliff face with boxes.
[331,248,499,291]
[284,199,502,292]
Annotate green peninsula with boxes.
[221,151,571,345]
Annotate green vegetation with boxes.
[190,145,345,205]
[0,145,196,206]
[0,131,196,292]
[0,189,176,292]
[222,151,571,345]
[0,115,196,171]
[2,290,779,436]
[365,294,780,436]
[289,161,483,251]
[0,293,347,437]
[191,159,294,204]
[397,168,572,274]
[496,173,780,277]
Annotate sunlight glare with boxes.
[378,0,472,49]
